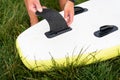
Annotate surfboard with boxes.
[16,0,120,71]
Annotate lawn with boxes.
[0,0,120,80]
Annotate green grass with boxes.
[0,0,120,80]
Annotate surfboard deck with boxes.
[16,0,120,71]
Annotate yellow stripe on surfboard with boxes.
[16,40,120,71]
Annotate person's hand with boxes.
[24,0,43,26]
[26,0,42,12]
[64,1,74,26]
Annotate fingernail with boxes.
[38,8,42,12]
[65,18,68,22]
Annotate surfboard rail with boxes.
[16,40,120,71]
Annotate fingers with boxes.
[34,0,42,12]
[64,1,74,26]
[64,10,70,25]
[64,12,74,26]
[32,1,47,12]
[64,9,74,26]
[24,0,42,26]
[64,9,68,21]
[26,0,42,12]
[69,11,74,25]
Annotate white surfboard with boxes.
[16,0,120,71]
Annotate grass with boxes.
[0,0,120,80]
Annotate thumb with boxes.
[64,10,68,22]
[64,10,69,25]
